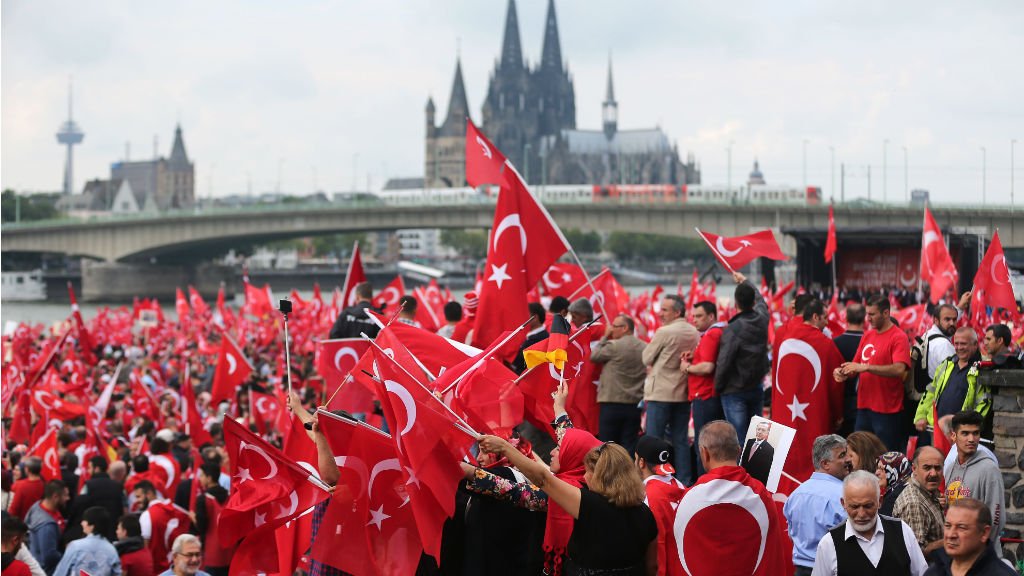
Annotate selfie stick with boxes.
[279,299,294,397]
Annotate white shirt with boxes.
[923,326,955,379]
[811,516,928,576]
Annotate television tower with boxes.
[55,81,84,195]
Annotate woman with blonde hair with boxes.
[478,385,657,576]
[845,430,887,472]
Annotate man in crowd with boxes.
[643,294,699,484]
[436,300,462,339]
[915,327,989,440]
[832,303,864,436]
[567,297,594,330]
[893,446,946,559]
[67,456,124,542]
[592,314,646,454]
[811,470,928,575]
[783,434,851,576]
[328,281,380,339]
[944,411,1004,544]
[511,302,549,375]
[396,295,420,327]
[135,479,192,569]
[8,457,45,520]
[679,300,725,477]
[738,420,774,485]
[715,271,770,443]
[635,435,685,576]
[675,420,791,575]
[25,479,70,573]
[158,534,211,576]
[193,462,232,575]
[833,295,910,450]
[924,499,1016,576]
[983,324,1020,367]
[921,305,958,379]
[114,513,154,576]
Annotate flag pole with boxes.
[439,317,532,396]
[694,228,737,274]
[361,334,481,439]
[323,374,354,409]
[513,314,603,384]
[917,205,925,300]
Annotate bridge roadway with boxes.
[2,200,1021,263]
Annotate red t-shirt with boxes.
[8,477,44,519]
[854,325,911,413]
[688,325,724,401]
[2,559,32,576]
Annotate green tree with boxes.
[1,190,61,223]
[606,232,706,262]
[563,228,602,254]
[311,233,366,258]
[440,229,488,259]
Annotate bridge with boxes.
[3,200,1021,263]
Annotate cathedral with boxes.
[425,0,700,188]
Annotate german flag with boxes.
[523,314,570,371]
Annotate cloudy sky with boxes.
[2,0,1021,205]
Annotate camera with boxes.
[278,299,292,315]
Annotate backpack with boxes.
[908,332,947,395]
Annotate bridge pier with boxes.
[81,261,234,303]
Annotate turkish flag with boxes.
[26,426,62,481]
[180,367,214,448]
[175,288,190,323]
[518,328,597,439]
[370,347,476,561]
[31,387,87,421]
[316,338,374,414]
[341,241,367,308]
[411,285,441,332]
[932,404,952,456]
[921,207,959,304]
[893,304,930,339]
[465,119,507,187]
[372,318,479,381]
[243,281,273,317]
[8,391,32,445]
[824,205,838,264]
[372,275,406,312]
[542,263,588,298]
[250,391,283,435]
[67,283,97,365]
[771,322,845,483]
[569,267,629,322]
[219,417,331,548]
[825,292,845,337]
[697,229,787,271]
[972,231,1017,313]
[211,334,253,406]
[311,412,423,576]
[188,286,210,317]
[674,465,792,576]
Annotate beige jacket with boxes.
[642,318,699,402]
[592,333,647,404]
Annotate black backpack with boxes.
[908,332,948,394]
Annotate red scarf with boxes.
[544,428,601,576]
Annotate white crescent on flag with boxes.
[715,237,751,258]
[675,478,770,575]
[384,380,417,437]
[334,347,361,373]
[368,457,402,500]
[239,440,279,480]
[992,255,1011,285]
[492,214,528,254]
[226,353,237,375]
[275,490,299,519]
[774,339,823,394]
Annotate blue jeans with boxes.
[598,402,642,456]
[855,409,903,451]
[644,400,692,485]
[691,396,724,478]
[720,387,764,445]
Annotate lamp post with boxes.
[883,139,889,203]
[902,146,908,202]
[980,146,986,205]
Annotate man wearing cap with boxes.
[635,435,686,576]
[592,314,647,454]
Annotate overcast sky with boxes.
[2,0,1021,205]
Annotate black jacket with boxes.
[66,472,124,541]
[714,281,770,396]
[329,301,382,339]
[924,543,1017,575]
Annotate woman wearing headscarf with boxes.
[478,388,657,575]
[877,451,912,516]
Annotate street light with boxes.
[802,139,808,189]
[1012,139,1017,211]
[902,146,908,202]
[829,146,835,202]
[883,139,889,203]
[980,147,986,205]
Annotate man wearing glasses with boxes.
[159,534,210,576]
[592,314,648,455]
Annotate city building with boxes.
[110,124,195,211]
[424,0,699,188]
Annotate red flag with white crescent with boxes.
[465,119,508,188]
[696,229,787,271]
[674,465,792,576]
[188,286,210,317]
[770,322,846,483]
[26,426,62,481]
[372,276,406,311]
[317,338,374,414]
[211,333,254,406]
[824,205,837,264]
[341,241,368,308]
[920,207,960,304]
[541,263,588,298]
[972,231,1017,314]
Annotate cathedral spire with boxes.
[168,124,189,168]
[440,57,470,136]
[539,0,563,71]
[499,0,523,71]
[602,55,618,140]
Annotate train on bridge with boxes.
[376,183,823,206]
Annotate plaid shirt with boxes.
[308,499,352,576]
[892,476,944,552]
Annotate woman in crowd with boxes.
[478,385,657,576]
[52,507,121,576]
[877,451,912,515]
[846,431,887,472]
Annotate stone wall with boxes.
[982,369,1024,564]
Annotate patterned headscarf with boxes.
[878,451,911,495]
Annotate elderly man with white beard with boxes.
[811,470,928,576]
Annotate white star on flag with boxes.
[235,467,253,484]
[366,505,390,531]
[488,262,512,289]
[254,510,266,527]
[787,395,810,421]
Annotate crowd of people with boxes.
[2,266,1022,576]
